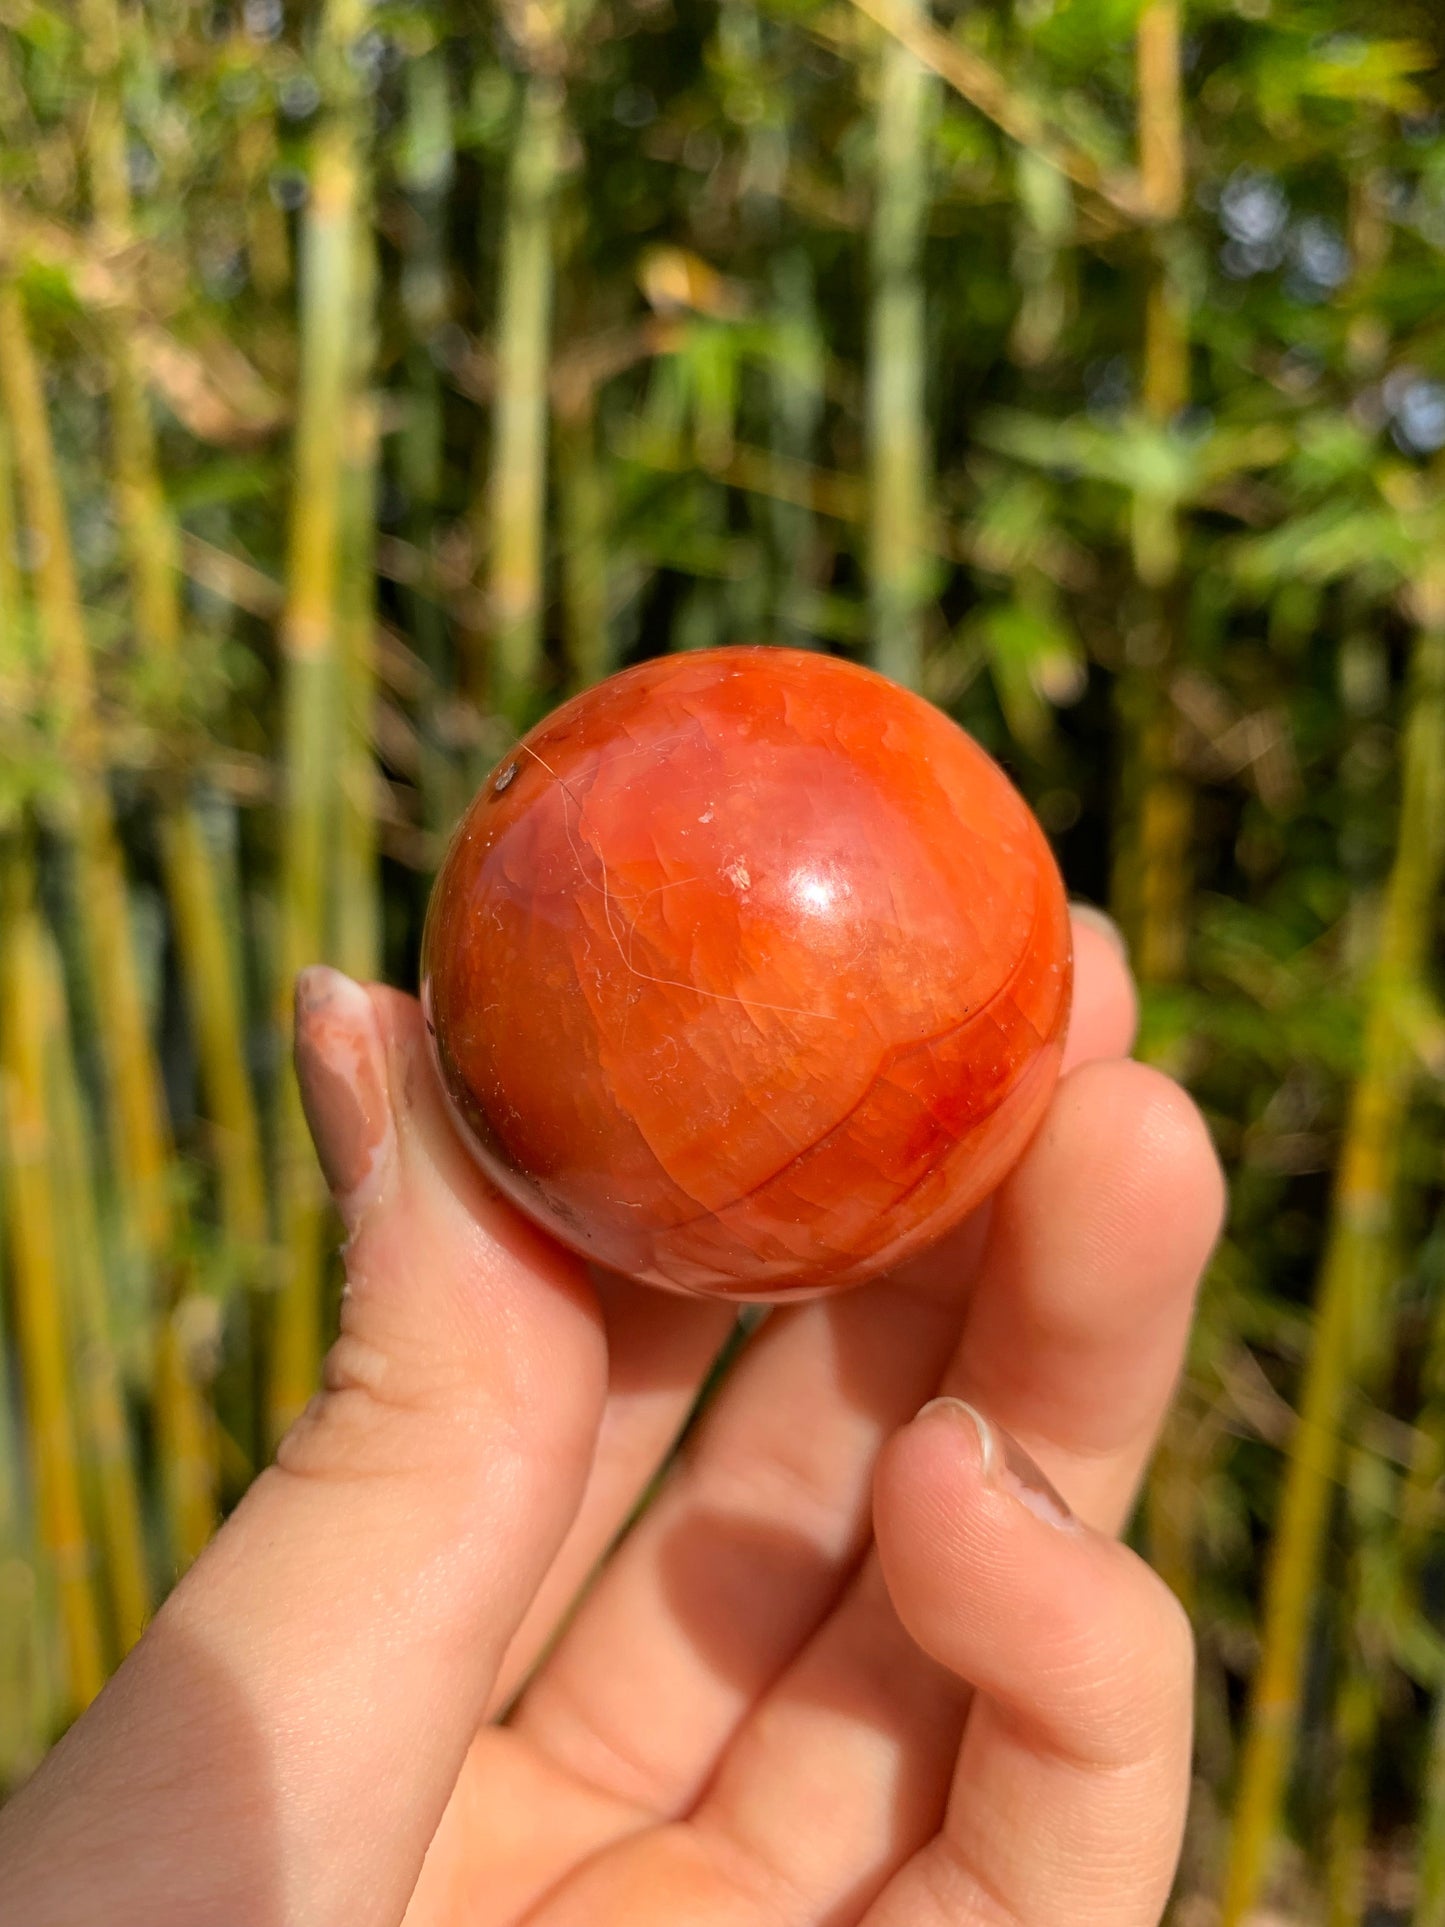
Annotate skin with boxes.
[0,909,1223,1927]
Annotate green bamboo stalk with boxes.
[1008,147,1074,370]
[0,858,107,1716]
[483,67,566,724]
[79,0,269,1270]
[1222,614,1445,1925]
[865,0,934,690]
[1123,2,1200,1635]
[724,0,826,643]
[0,423,56,1778]
[768,252,825,644]
[555,380,610,690]
[42,924,152,1654]
[159,810,268,1257]
[0,1523,45,1789]
[398,43,457,831]
[844,0,1147,219]
[270,0,371,1443]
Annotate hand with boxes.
[0,909,1222,1927]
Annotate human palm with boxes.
[0,913,1220,1927]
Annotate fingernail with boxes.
[294,966,396,1228]
[1069,901,1129,963]
[916,1397,1079,1533]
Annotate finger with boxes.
[490,1275,736,1710]
[630,1055,1216,1922]
[863,1397,1193,1927]
[509,1272,970,1815]
[0,971,608,1927]
[1063,903,1135,1069]
[938,1055,1224,1532]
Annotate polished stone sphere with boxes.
[422,646,1071,1299]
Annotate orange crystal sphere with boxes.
[421,647,1071,1299]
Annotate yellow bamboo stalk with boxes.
[865,0,935,691]
[0,418,21,640]
[1222,614,1445,1925]
[484,68,565,723]
[0,860,107,1715]
[270,0,370,1442]
[0,1160,50,1784]
[0,272,217,1566]
[0,279,169,1251]
[1136,0,1184,224]
[42,924,151,1653]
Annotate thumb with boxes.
[0,968,608,1927]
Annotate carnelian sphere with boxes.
[421,647,1071,1300]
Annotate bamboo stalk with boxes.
[159,810,268,1258]
[0,423,56,1777]
[1419,1691,1445,1927]
[1115,0,1189,990]
[0,278,170,1255]
[42,923,152,1654]
[1125,10,1203,1777]
[0,271,217,1567]
[865,0,935,690]
[843,0,1147,219]
[0,1147,49,1787]
[768,252,825,643]
[334,221,381,985]
[555,379,611,690]
[483,67,566,724]
[1320,1416,1405,1927]
[1408,1244,1445,1923]
[0,418,21,641]
[270,0,371,1443]
[1222,614,1445,1925]
[0,858,107,1716]
[0,1544,45,1790]
[398,44,457,831]
[79,0,269,1270]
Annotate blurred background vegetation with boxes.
[0,0,1442,1918]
